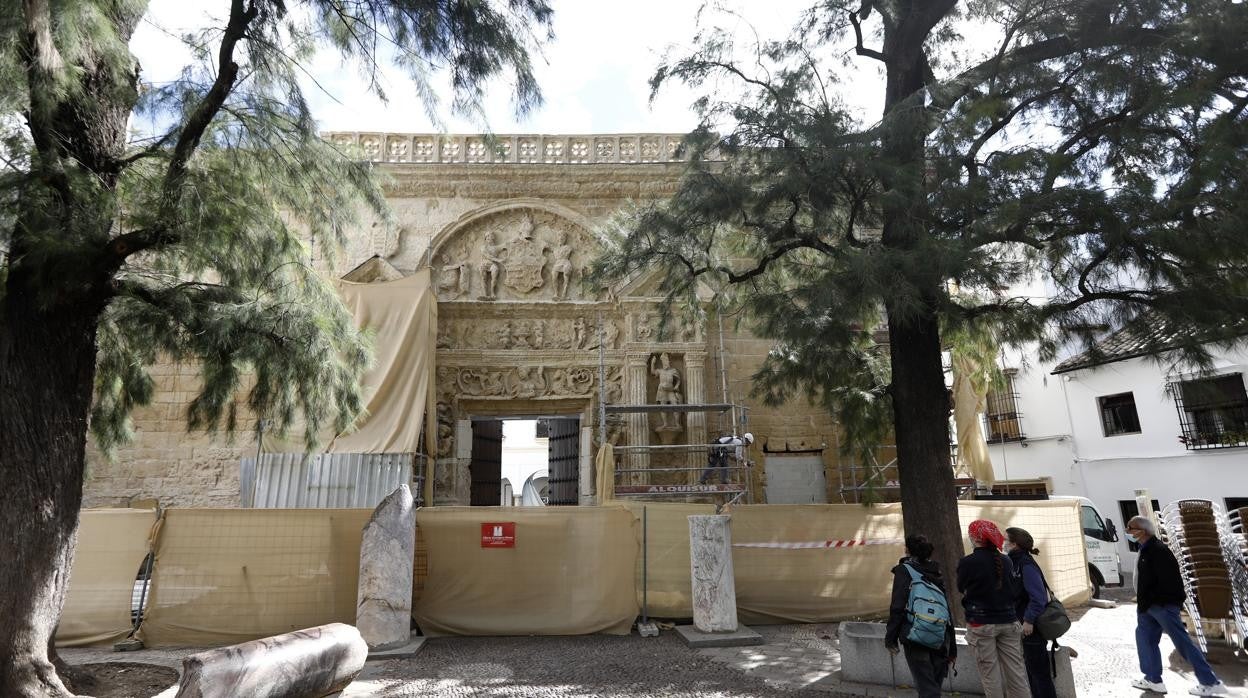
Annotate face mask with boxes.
[1127,533,1139,543]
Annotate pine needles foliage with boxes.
[594,0,1248,461]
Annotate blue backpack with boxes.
[903,563,951,650]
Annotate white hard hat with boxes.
[742,432,755,444]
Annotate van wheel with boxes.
[1089,566,1104,599]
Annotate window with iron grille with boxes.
[1168,373,1248,450]
[984,370,1025,443]
[1099,392,1141,436]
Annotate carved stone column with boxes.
[625,352,651,485]
[689,514,739,633]
[684,352,708,474]
[435,419,471,505]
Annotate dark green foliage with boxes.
[595,0,1248,459]
[2,0,552,452]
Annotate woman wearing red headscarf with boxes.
[957,519,1029,697]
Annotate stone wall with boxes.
[82,133,850,508]
[84,362,253,508]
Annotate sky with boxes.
[129,0,855,136]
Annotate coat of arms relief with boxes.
[434,209,588,302]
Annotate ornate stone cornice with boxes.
[322,132,711,165]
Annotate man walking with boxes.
[1128,515,1229,696]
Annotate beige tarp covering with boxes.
[594,444,615,502]
[61,501,1087,646]
[56,509,158,647]
[329,269,437,457]
[412,507,639,636]
[953,353,996,488]
[620,502,715,617]
[622,501,1089,623]
[139,509,371,647]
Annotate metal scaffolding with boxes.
[596,311,753,503]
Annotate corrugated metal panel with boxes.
[241,453,424,509]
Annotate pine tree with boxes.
[0,1,551,695]
[596,0,1248,602]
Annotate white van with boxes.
[1054,495,1122,597]
[973,491,1123,597]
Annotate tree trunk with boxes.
[0,282,100,698]
[878,2,965,619]
[3,3,143,691]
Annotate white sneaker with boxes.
[1189,683,1230,696]
[1132,677,1168,693]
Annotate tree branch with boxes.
[99,0,259,274]
[928,24,1178,116]
[848,8,886,63]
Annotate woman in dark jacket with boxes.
[885,534,957,698]
[1006,527,1057,698]
[958,519,1029,697]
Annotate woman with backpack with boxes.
[957,519,1030,697]
[1006,527,1057,698]
[885,534,957,697]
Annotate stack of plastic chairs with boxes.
[1158,499,1248,651]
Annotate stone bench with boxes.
[838,621,1075,697]
[173,623,367,698]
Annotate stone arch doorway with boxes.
[426,200,716,505]
[429,202,621,505]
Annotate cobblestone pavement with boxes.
[62,592,1248,697]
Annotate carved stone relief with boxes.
[432,208,595,302]
[440,366,604,399]
[435,402,454,458]
[434,317,621,351]
[436,254,471,299]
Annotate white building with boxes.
[979,317,1248,574]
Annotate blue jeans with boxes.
[1136,604,1220,686]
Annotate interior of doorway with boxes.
[471,416,580,506]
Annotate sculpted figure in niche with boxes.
[480,231,505,300]
[436,254,471,299]
[650,353,683,427]
[604,321,620,349]
[552,230,575,299]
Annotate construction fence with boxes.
[58,500,1090,647]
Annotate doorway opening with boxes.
[470,416,581,506]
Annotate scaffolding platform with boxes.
[614,483,747,496]
[605,403,735,414]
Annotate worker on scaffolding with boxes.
[699,432,754,485]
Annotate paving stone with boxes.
[58,589,1248,697]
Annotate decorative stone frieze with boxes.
[323,133,712,165]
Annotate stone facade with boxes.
[82,133,849,509]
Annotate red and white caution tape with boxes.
[733,537,903,550]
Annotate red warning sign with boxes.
[481,522,516,548]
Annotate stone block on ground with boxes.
[675,624,764,648]
[357,484,416,650]
[838,621,1075,697]
[366,635,426,661]
[173,622,367,698]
